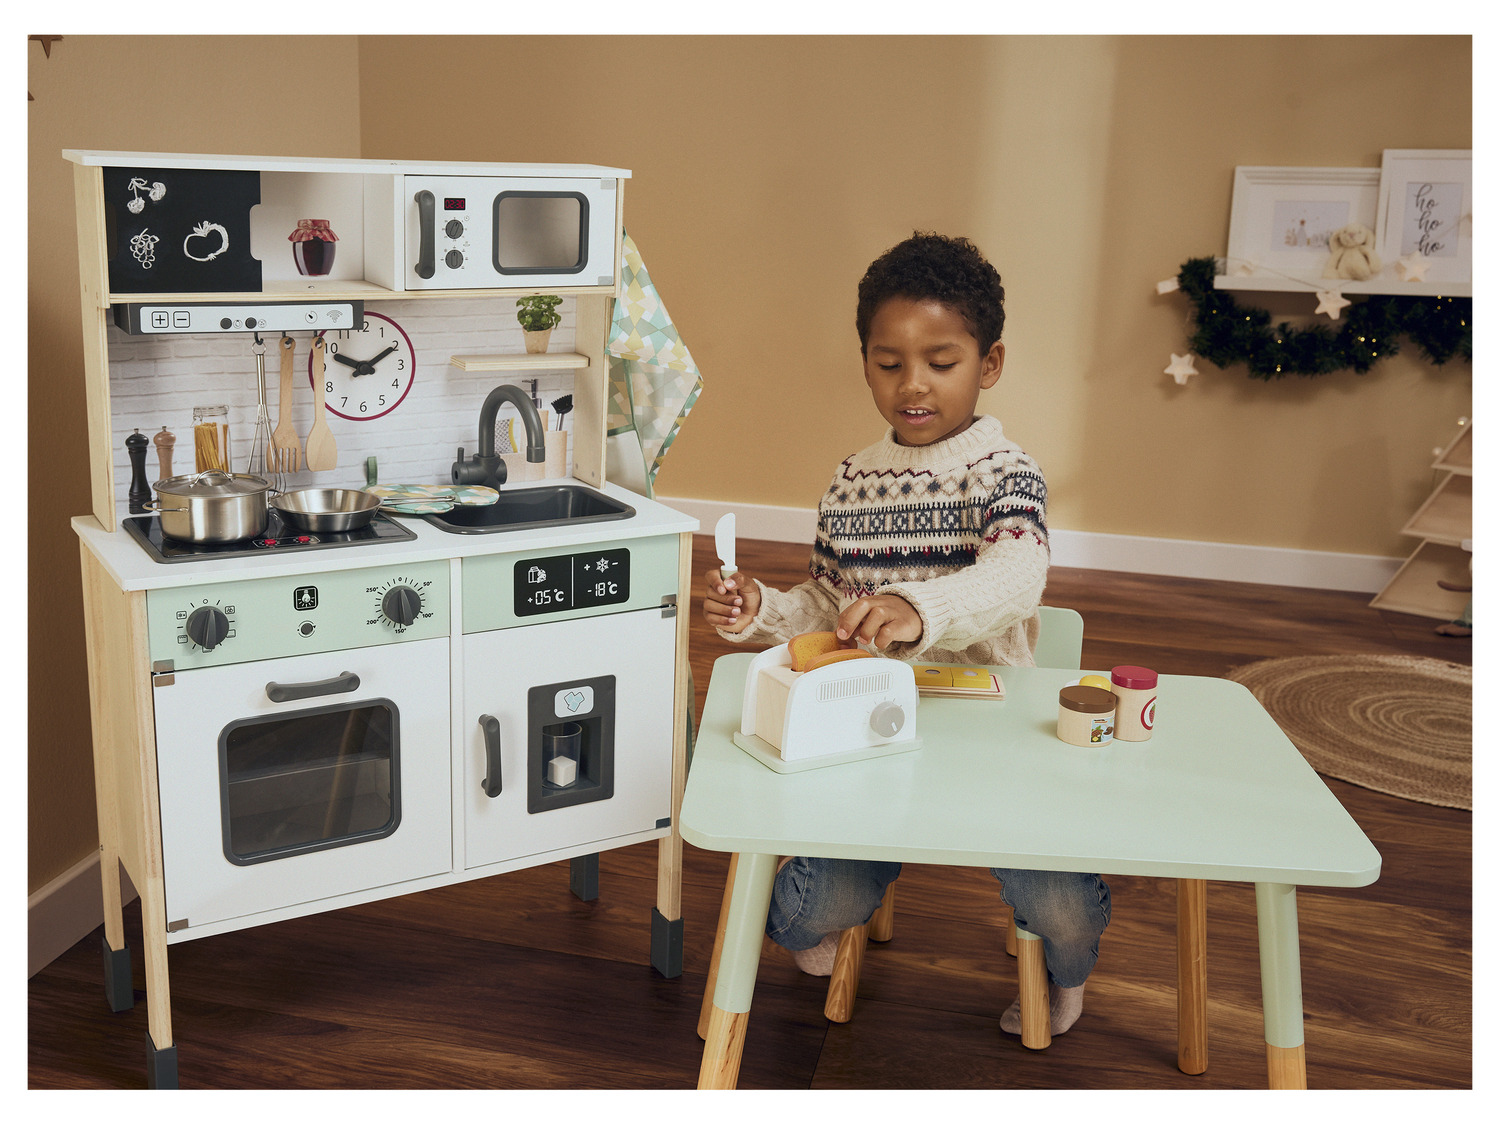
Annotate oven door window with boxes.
[219,700,401,865]
[493,191,589,274]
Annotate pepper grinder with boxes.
[154,425,176,480]
[126,429,150,513]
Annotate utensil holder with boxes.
[544,431,568,478]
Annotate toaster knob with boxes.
[869,701,906,738]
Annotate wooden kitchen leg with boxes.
[138,874,178,1087]
[651,529,695,980]
[1255,882,1308,1090]
[1177,877,1209,1075]
[698,852,776,1089]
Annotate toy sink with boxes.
[730,643,922,773]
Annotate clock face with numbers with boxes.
[311,311,415,420]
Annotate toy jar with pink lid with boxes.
[289,219,338,276]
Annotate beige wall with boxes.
[358,34,1471,555]
[29,34,1469,893]
[27,36,362,894]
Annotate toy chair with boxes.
[819,607,1208,1072]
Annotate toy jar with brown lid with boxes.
[1057,684,1116,747]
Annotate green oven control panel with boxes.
[146,559,451,669]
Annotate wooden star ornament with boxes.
[1165,353,1199,385]
[1396,253,1432,282]
[1315,290,1352,321]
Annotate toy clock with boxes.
[310,310,416,420]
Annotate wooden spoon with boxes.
[269,335,302,474]
[304,336,338,471]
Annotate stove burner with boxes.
[123,509,416,563]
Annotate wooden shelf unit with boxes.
[1371,419,1472,619]
[449,352,591,372]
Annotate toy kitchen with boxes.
[63,149,698,1087]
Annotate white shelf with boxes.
[1213,275,1471,298]
[449,352,591,372]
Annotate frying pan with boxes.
[271,488,382,532]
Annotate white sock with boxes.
[790,932,840,976]
[999,979,1086,1036]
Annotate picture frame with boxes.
[1375,149,1471,288]
[1223,165,1381,291]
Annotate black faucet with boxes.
[451,384,547,489]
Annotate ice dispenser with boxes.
[529,675,616,811]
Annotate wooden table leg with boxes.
[698,852,777,1090]
[1255,882,1308,1089]
[1015,925,1051,1050]
[1177,878,1208,1075]
[824,923,868,1023]
[698,854,738,1039]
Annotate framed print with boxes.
[1224,166,1381,289]
[1376,149,1471,287]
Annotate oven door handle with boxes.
[265,671,361,704]
[479,714,502,798]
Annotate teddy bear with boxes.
[1323,223,1382,281]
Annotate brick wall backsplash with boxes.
[109,296,577,512]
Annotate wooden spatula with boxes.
[304,336,338,472]
[269,335,303,474]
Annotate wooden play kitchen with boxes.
[65,150,697,1087]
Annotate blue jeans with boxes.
[765,858,1111,988]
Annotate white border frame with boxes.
[1224,165,1381,288]
[1375,149,1472,288]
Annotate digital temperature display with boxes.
[515,548,630,617]
[444,197,466,211]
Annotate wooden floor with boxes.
[28,535,1472,1090]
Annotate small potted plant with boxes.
[516,295,563,354]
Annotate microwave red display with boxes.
[444,197,465,211]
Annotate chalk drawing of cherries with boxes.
[125,177,167,214]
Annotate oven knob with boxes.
[380,585,422,628]
[445,249,464,269]
[868,700,906,738]
[445,219,464,239]
[185,605,230,651]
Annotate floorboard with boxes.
[29,535,1471,1090]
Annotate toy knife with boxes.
[714,512,737,579]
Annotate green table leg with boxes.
[698,852,778,1089]
[1255,882,1308,1089]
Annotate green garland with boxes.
[1176,256,1471,380]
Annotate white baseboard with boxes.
[657,495,1402,594]
[28,852,137,978]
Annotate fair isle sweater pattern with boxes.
[722,415,1050,668]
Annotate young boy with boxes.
[701,232,1109,1037]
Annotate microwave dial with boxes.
[445,249,465,270]
[445,219,465,239]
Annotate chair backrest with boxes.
[1033,606,1084,669]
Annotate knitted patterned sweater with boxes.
[720,414,1049,670]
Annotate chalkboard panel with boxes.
[104,167,262,293]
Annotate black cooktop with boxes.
[122,510,417,563]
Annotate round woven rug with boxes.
[1227,654,1471,810]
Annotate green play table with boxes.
[681,656,1382,1089]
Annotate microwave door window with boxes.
[493,192,588,274]
[219,700,400,865]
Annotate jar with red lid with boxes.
[1110,665,1158,741]
[289,219,338,276]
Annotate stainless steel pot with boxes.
[271,487,382,533]
[148,470,271,543]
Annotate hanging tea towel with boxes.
[607,231,703,491]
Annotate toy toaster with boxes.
[730,638,922,773]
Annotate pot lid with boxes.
[155,470,270,497]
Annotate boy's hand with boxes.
[703,567,761,633]
[836,595,922,651]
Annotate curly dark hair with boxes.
[855,232,1005,355]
